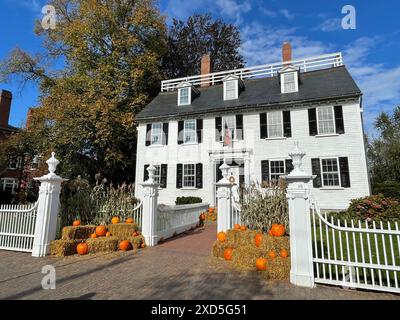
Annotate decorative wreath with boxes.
[229,176,235,183]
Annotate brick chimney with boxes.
[282,42,292,64]
[0,90,12,128]
[200,54,212,87]
[26,108,35,129]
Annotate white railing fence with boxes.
[98,200,143,230]
[311,198,400,294]
[0,202,38,253]
[161,52,343,91]
[231,200,242,227]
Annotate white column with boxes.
[216,161,233,233]
[140,165,159,246]
[32,152,66,257]
[244,153,250,186]
[284,141,316,288]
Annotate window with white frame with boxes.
[178,87,190,106]
[0,178,18,193]
[8,157,21,170]
[282,72,297,93]
[321,158,340,186]
[224,80,237,100]
[317,106,335,134]
[151,123,163,145]
[222,116,236,140]
[153,165,161,185]
[184,120,196,143]
[270,160,285,181]
[267,111,283,138]
[31,155,39,170]
[183,164,195,188]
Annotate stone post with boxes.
[216,161,234,233]
[284,141,316,288]
[32,152,66,257]
[140,164,159,246]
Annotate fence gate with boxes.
[310,199,400,294]
[0,202,38,253]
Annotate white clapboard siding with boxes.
[311,198,400,294]
[0,202,38,253]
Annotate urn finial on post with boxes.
[288,140,306,176]
[46,152,60,176]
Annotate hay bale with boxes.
[226,229,257,247]
[264,257,291,280]
[61,225,97,240]
[231,245,264,271]
[50,239,80,256]
[126,235,145,249]
[211,240,237,258]
[259,235,290,253]
[86,236,119,253]
[107,223,138,240]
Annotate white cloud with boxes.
[260,7,277,18]
[215,0,251,25]
[279,9,295,21]
[14,0,42,12]
[317,18,342,32]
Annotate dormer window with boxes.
[279,65,299,94]
[179,87,190,105]
[222,75,244,101]
[176,82,199,106]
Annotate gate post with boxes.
[140,165,159,246]
[216,161,233,233]
[32,152,66,257]
[284,142,316,288]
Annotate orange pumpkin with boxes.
[119,240,131,251]
[280,249,289,258]
[95,225,107,237]
[106,232,112,237]
[271,224,285,237]
[140,242,146,248]
[126,217,134,224]
[240,225,247,231]
[234,224,241,230]
[217,231,227,242]
[255,233,263,247]
[72,220,81,227]
[223,248,233,261]
[255,257,267,271]
[268,250,277,259]
[199,213,206,221]
[90,233,97,239]
[111,217,120,224]
[208,207,214,214]
[76,242,88,255]
[268,229,273,236]
[132,231,138,237]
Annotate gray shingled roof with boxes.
[137,66,361,121]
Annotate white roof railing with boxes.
[161,52,343,92]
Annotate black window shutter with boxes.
[160,164,168,188]
[339,157,351,188]
[216,160,224,182]
[261,160,270,186]
[285,159,294,175]
[311,158,322,188]
[177,121,184,144]
[236,114,243,140]
[143,164,149,182]
[260,113,268,139]
[145,124,151,146]
[196,119,203,143]
[196,163,203,189]
[334,105,345,134]
[215,117,222,142]
[176,164,183,188]
[162,123,169,145]
[283,111,292,137]
[308,108,318,136]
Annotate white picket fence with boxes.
[311,198,400,294]
[0,202,38,253]
[231,200,242,227]
[157,203,208,240]
[98,200,143,230]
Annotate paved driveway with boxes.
[0,223,399,300]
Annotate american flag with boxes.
[223,121,232,147]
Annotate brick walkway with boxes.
[0,223,399,300]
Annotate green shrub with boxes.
[372,181,400,201]
[175,196,203,205]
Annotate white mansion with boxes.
[135,43,370,210]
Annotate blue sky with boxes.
[1,0,400,136]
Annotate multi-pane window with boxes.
[31,155,39,170]
[151,123,163,145]
[267,111,283,138]
[225,80,237,100]
[184,120,196,143]
[283,72,296,93]
[222,116,236,140]
[317,106,335,134]
[0,178,17,193]
[153,165,161,185]
[270,160,285,181]
[183,164,195,187]
[8,157,21,170]
[179,87,190,105]
[321,158,340,186]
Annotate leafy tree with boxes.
[0,0,167,183]
[162,14,245,78]
[368,106,400,184]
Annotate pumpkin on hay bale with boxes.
[107,223,138,239]
[125,235,146,249]
[86,236,119,253]
[50,239,80,256]
[231,245,264,271]
[261,257,291,280]
[61,225,97,240]
[211,240,237,258]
